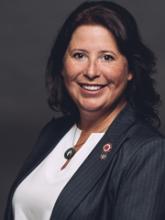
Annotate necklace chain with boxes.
[61,119,111,170]
[61,126,91,170]
[61,103,127,170]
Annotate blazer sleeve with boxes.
[112,138,165,220]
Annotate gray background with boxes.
[0,0,164,218]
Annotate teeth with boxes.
[81,85,102,91]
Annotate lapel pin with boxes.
[103,143,112,153]
[100,153,107,160]
[100,143,112,160]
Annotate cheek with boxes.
[63,62,80,81]
[108,65,130,85]
[62,70,74,84]
[63,62,72,78]
[64,56,88,79]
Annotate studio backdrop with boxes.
[0,0,164,218]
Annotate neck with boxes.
[78,101,127,132]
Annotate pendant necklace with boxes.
[64,126,79,160]
[61,126,91,170]
[61,117,112,170]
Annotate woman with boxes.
[5,1,165,220]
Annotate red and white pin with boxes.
[100,143,112,160]
[103,143,112,153]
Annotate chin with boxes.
[78,103,109,113]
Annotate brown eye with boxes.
[73,52,86,60]
[102,54,114,62]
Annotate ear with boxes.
[127,72,133,81]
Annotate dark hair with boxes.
[46,1,161,126]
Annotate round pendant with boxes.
[64,148,76,160]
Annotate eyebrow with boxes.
[99,50,117,56]
[68,48,117,56]
[69,49,87,53]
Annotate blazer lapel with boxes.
[6,116,74,220]
[16,117,74,184]
[50,105,137,220]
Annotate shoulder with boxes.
[110,122,165,188]
[117,121,165,170]
[38,115,74,137]
[110,125,165,220]
[124,119,164,148]
[127,121,165,148]
[44,115,74,128]
[31,115,75,152]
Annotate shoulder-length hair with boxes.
[46,1,161,126]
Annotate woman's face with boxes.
[63,25,132,117]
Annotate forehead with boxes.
[68,24,119,50]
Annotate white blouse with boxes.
[12,124,105,220]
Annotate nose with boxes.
[84,58,100,80]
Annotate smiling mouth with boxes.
[79,83,106,91]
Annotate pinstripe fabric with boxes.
[5,105,165,220]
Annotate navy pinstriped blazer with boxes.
[5,105,165,220]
